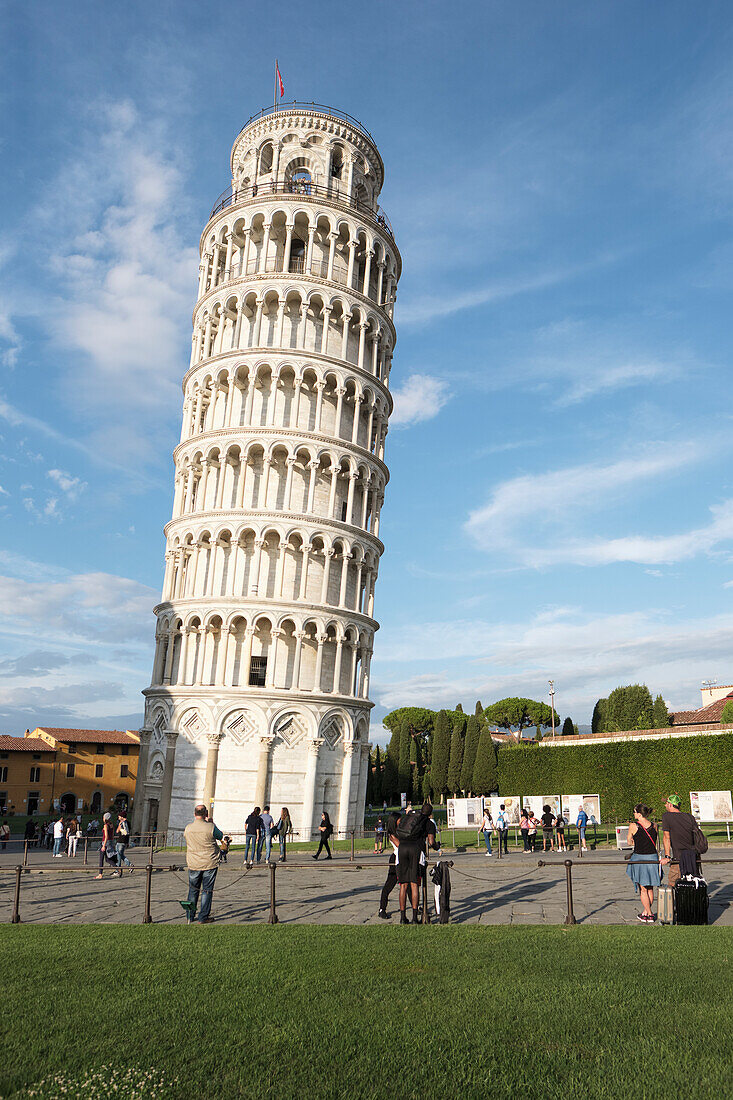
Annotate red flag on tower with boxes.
[276,61,284,99]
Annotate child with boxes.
[218,835,231,864]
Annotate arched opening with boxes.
[289,169,312,195]
[289,236,306,273]
[60,792,76,814]
[90,791,102,815]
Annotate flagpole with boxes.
[274,59,277,113]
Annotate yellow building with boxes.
[0,729,139,818]
[30,728,140,815]
[0,735,57,816]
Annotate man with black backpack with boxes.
[395,801,440,924]
[661,794,704,886]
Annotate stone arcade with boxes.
[133,103,400,839]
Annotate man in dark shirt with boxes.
[661,794,699,887]
[244,806,263,869]
[395,802,440,924]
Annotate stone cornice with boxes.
[172,424,390,480]
[162,509,385,555]
[142,681,376,712]
[181,347,394,412]
[153,594,379,632]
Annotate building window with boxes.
[68,744,76,753]
[121,746,129,756]
[32,753,41,760]
[249,656,267,687]
[120,764,129,778]
[0,792,7,809]
[66,763,75,778]
[0,767,7,784]
[0,751,8,759]
[27,792,40,815]
[29,766,40,783]
[96,745,105,755]
[95,764,104,778]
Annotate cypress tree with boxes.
[460,715,481,793]
[591,698,608,733]
[430,710,451,801]
[386,722,401,766]
[455,703,463,713]
[475,700,483,716]
[447,720,464,794]
[373,745,382,803]
[398,724,412,798]
[472,728,498,794]
[561,716,574,737]
[653,694,671,728]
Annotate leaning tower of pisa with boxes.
[133,103,400,839]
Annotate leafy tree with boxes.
[430,710,451,800]
[485,697,555,736]
[535,725,543,741]
[653,694,671,728]
[472,728,499,794]
[475,700,484,716]
[447,720,465,794]
[721,700,733,726]
[561,716,575,737]
[606,684,653,732]
[460,715,481,793]
[591,698,607,734]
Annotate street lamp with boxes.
[548,680,556,738]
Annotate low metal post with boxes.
[150,836,155,865]
[12,865,22,923]
[267,861,279,924]
[23,840,29,867]
[577,828,583,858]
[143,863,153,923]
[452,828,455,848]
[83,837,89,866]
[421,839,431,924]
[564,859,576,925]
[350,829,355,862]
[496,832,502,860]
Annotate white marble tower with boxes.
[134,103,400,838]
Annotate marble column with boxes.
[301,737,324,839]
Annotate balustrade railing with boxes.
[209,179,394,239]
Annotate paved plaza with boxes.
[1,844,732,926]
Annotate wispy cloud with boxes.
[390,374,450,427]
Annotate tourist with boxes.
[114,810,134,874]
[66,817,79,858]
[527,810,540,852]
[576,804,589,850]
[258,805,274,863]
[244,806,262,868]
[626,803,662,922]
[312,810,334,860]
[184,803,223,923]
[378,809,402,919]
[661,794,699,887]
[94,812,120,879]
[0,819,9,850]
[276,807,292,862]
[374,816,385,853]
[52,814,65,857]
[479,805,494,856]
[496,804,509,854]
[45,820,54,849]
[541,805,556,852]
[555,810,567,852]
[395,801,440,924]
[520,808,531,852]
[24,818,36,848]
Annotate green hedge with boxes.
[497,733,733,821]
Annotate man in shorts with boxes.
[395,801,440,924]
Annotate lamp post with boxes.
[548,680,556,738]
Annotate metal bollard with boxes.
[577,829,583,858]
[267,861,279,924]
[350,829,355,862]
[143,864,153,923]
[496,832,502,860]
[564,859,576,925]
[83,837,89,866]
[12,865,22,923]
[23,840,29,867]
[150,836,155,865]
[452,828,456,848]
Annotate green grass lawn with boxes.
[2,926,732,1099]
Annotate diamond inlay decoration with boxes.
[224,710,257,745]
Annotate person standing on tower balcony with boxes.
[312,811,333,860]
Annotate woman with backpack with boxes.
[626,803,662,923]
[312,810,333,860]
[114,810,134,874]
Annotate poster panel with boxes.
[563,794,602,825]
[488,795,521,825]
[522,795,561,818]
[690,791,733,822]
[446,797,484,828]
[615,825,633,850]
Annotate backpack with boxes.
[395,811,427,842]
[117,819,130,840]
[692,818,709,855]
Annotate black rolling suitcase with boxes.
[674,876,709,925]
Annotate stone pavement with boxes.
[1,846,732,926]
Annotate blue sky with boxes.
[2,0,733,739]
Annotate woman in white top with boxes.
[479,809,494,856]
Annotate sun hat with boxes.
[103,811,112,821]
[666,794,682,808]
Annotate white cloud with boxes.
[390,374,450,427]
[47,468,86,500]
[553,359,670,406]
[373,605,733,721]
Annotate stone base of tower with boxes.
[133,689,371,840]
